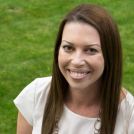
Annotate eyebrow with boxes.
[62,40,101,47]
[62,40,74,45]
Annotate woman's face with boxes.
[58,22,104,91]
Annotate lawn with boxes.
[0,0,134,133]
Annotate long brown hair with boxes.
[41,4,122,134]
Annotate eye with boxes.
[62,45,73,52]
[85,48,98,55]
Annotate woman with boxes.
[14,4,134,134]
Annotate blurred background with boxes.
[0,0,134,133]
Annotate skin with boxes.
[16,21,104,132]
[58,22,104,117]
[16,21,126,132]
[16,112,32,134]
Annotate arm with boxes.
[16,112,32,134]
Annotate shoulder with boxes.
[35,76,52,86]
[120,90,134,117]
[115,91,134,133]
[34,76,52,103]
[14,76,52,125]
[16,76,52,100]
[34,76,52,93]
[124,91,134,111]
[123,90,134,107]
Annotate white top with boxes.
[14,76,134,134]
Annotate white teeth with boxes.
[69,70,89,79]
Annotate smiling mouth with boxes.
[68,69,90,79]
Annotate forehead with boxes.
[62,22,101,46]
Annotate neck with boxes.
[70,90,99,106]
[64,84,101,117]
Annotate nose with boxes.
[71,51,85,67]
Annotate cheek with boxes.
[97,57,104,72]
[91,55,104,71]
[58,49,68,68]
[58,49,64,64]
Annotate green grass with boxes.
[0,0,134,133]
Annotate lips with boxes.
[68,69,90,79]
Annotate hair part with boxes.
[42,4,122,134]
